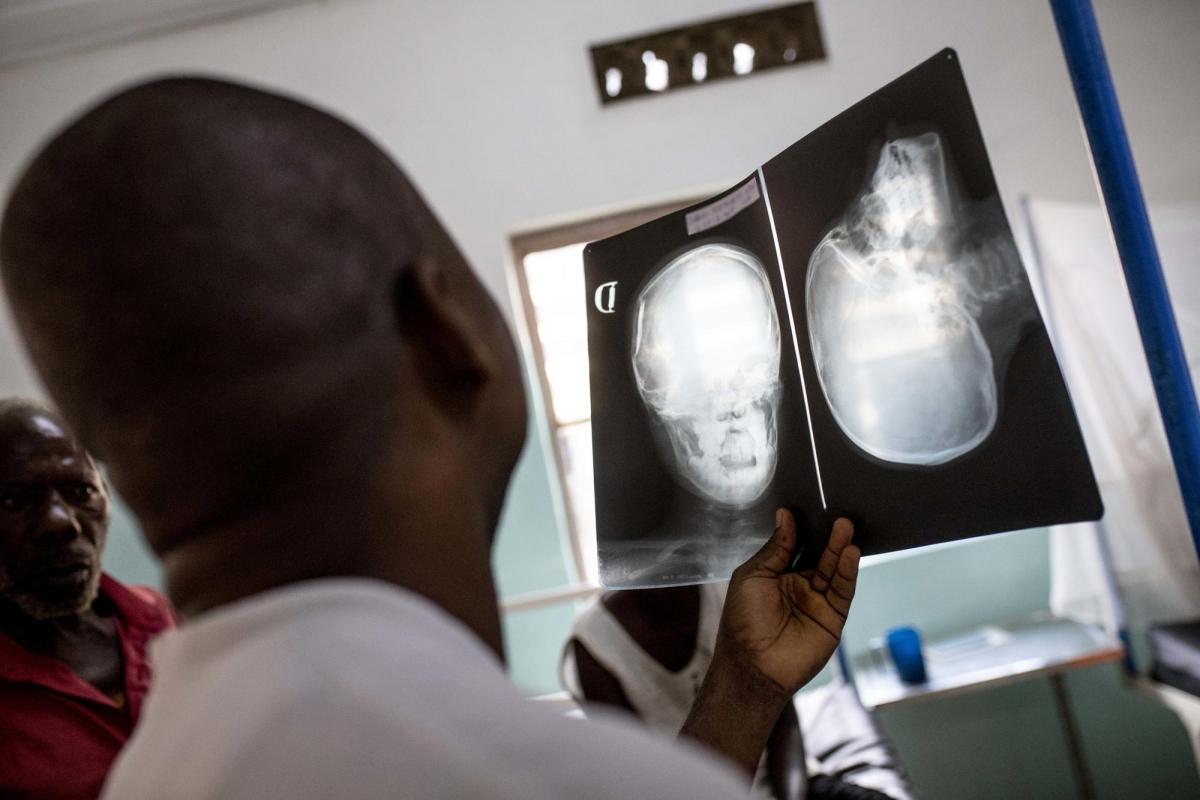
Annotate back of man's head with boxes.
[0,78,525,569]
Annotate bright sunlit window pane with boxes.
[558,421,597,583]
[523,243,591,425]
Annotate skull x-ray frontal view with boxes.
[585,49,1101,589]
[633,244,782,506]
[806,132,1024,466]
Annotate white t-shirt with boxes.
[101,579,748,799]
[562,583,775,800]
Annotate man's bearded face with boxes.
[0,412,110,620]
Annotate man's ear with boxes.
[392,256,497,406]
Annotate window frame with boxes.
[503,196,703,612]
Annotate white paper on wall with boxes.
[1026,199,1200,637]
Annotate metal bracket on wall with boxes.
[589,2,826,106]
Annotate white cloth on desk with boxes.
[100,579,747,800]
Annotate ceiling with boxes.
[0,0,313,69]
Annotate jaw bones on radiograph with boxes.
[806,132,1021,466]
[632,244,782,508]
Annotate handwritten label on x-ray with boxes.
[685,179,761,236]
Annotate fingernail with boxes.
[775,509,784,527]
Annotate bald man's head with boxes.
[0,78,525,557]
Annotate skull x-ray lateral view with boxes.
[632,244,782,507]
[585,48,1102,589]
[805,132,1023,466]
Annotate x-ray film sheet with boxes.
[584,49,1102,588]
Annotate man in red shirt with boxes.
[0,397,175,799]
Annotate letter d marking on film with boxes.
[595,281,618,314]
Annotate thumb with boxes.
[735,509,797,579]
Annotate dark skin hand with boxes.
[0,403,124,702]
[572,585,806,799]
[681,511,860,779]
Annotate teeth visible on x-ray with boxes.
[805,132,1022,466]
[632,244,782,507]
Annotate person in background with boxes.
[564,582,916,800]
[0,397,175,799]
[0,78,859,799]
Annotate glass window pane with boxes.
[558,421,598,584]
[102,490,162,589]
[523,244,590,425]
[503,599,583,695]
[493,411,577,598]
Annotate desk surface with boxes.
[853,613,1124,710]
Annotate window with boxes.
[505,198,699,621]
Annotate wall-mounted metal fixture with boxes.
[589,2,826,105]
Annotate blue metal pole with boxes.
[1049,0,1200,561]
